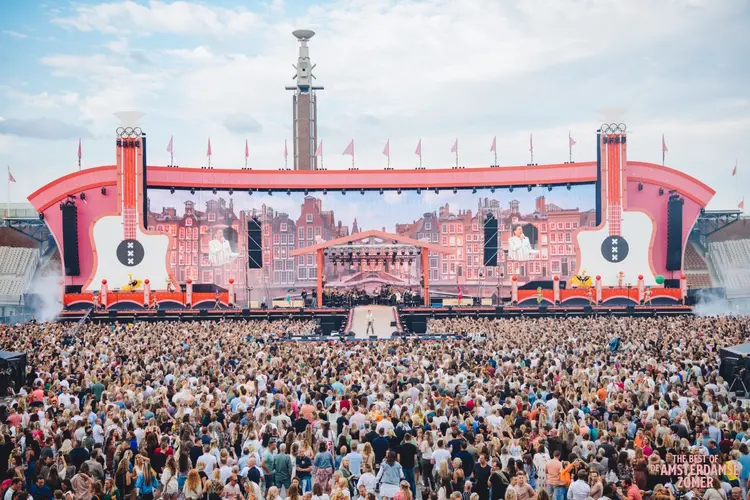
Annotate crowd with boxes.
[0,314,748,500]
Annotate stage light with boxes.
[490,187,496,193]
[397,189,402,195]
[659,188,664,196]
[287,189,291,196]
[38,213,44,221]
[213,189,217,195]
[323,189,327,195]
[638,183,644,191]
[169,187,175,194]
[508,187,513,193]
[379,189,384,195]
[453,188,457,194]
[342,189,346,195]
[434,188,439,194]
[547,186,553,192]
[472,188,477,194]
[268,189,273,196]
[228,189,234,195]
[567,184,572,191]
[102,187,108,195]
[248,189,253,195]
[80,193,86,201]
[527,186,532,192]
[304,189,309,195]
[360,189,365,195]
[417,188,422,194]
[190,188,195,195]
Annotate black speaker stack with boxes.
[61,201,80,276]
[483,213,498,267]
[666,195,684,271]
[247,217,263,269]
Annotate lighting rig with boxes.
[323,243,422,267]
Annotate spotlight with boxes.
[566,184,572,191]
[248,189,253,195]
[638,183,644,191]
[508,187,513,193]
[659,188,664,196]
[527,186,532,192]
[212,189,217,195]
[102,187,108,195]
[360,189,365,195]
[80,192,86,201]
[190,188,195,195]
[304,189,309,196]
[38,213,44,221]
[379,189,384,195]
[268,189,273,196]
[397,189,402,195]
[169,187,175,194]
[491,187,496,193]
[472,188,477,194]
[434,188,439,194]
[342,189,346,195]
[417,188,422,195]
[228,189,234,195]
[547,186,553,192]
[323,189,328,195]
[287,189,291,196]
[453,188,458,194]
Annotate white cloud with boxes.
[2,30,28,39]
[0,88,79,109]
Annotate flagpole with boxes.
[569,132,572,163]
[6,165,10,220]
[494,149,497,167]
[455,139,459,169]
[171,151,174,167]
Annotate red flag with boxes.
[490,136,496,153]
[662,134,668,153]
[206,138,212,157]
[166,136,173,153]
[529,134,534,152]
[569,132,576,147]
[451,139,458,153]
[457,285,462,301]
[415,139,422,158]
[77,139,82,159]
[382,139,390,158]
[342,140,354,156]
[740,199,745,210]
[8,169,16,183]
[284,140,288,159]
[732,163,737,176]
[315,140,323,156]
[245,139,249,158]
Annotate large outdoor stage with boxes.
[27,123,716,318]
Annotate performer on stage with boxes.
[508,224,538,261]
[214,290,222,309]
[366,309,375,336]
[151,295,159,310]
[208,228,238,266]
[644,286,652,305]
[587,287,594,306]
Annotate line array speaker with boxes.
[483,213,498,267]
[247,217,263,269]
[61,203,80,276]
[666,195,684,271]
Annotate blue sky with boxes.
[149,184,594,231]
[1,0,749,210]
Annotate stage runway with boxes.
[351,305,397,339]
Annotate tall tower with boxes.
[286,29,324,171]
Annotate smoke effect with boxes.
[28,270,64,323]
[693,288,749,317]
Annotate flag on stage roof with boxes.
[529,134,534,152]
[732,162,737,176]
[451,138,458,153]
[569,132,576,147]
[206,138,212,157]
[166,136,173,153]
[8,168,16,183]
[415,139,422,158]
[284,140,288,159]
[315,140,323,156]
[77,139,82,159]
[490,136,497,153]
[740,199,745,210]
[662,134,668,153]
[342,140,354,156]
[383,139,390,158]
[245,139,249,158]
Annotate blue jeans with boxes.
[299,476,312,493]
[554,486,567,500]
[403,468,416,498]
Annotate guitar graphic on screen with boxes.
[87,115,172,291]
[574,124,656,286]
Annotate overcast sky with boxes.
[1,0,748,210]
